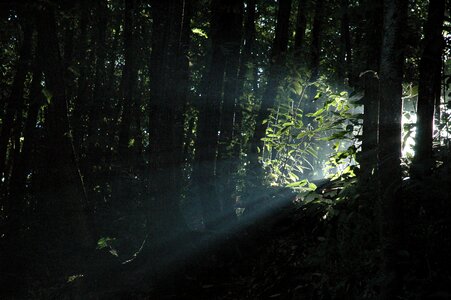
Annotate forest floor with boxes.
[137,200,327,300]
[57,194,331,300]
[17,162,451,299]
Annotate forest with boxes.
[0,0,450,299]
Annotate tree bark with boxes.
[309,0,324,83]
[338,0,352,82]
[294,0,307,55]
[0,15,33,183]
[216,0,244,225]
[117,0,138,162]
[6,60,42,235]
[148,0,193,236]
[377,0,408,298]
[72,0,91,150]
[193,0,246,230]
[413,0,446,174]
[360,0,383,181]
[305,0,324,126]
[35,3,94,251]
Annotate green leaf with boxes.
[42,88,53,104]
[192,28,208,38]
[286,179,308,188]
[96,237,116,250]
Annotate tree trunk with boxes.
[35,3,94,252]
[117,0,138,162]
[193,0,246,230]
[72,0,90,150]
[304,0,324,127]
[6,60,42,235]
[413,0,446,174]
[86,0,109,172]
[377,0,407,298]
[248,0,292,179]
[216,0,244,225]
[0,15,32,183]
[294,0,307,54]
[148,0,193,237]
[309,0,324,83]
[360,0,383,181]
[338,0,352,82]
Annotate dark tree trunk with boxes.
[1,23,37,294]
[85,0,109,178]
[72,0,90,150]
[338,0,352,82]
[6,61,42,234]
[249,0,292,175]
[294,0,307,54]
[0,16,33,183]
[309,0,324,83]
[35,3,94,251]
[236,0,257,97]
[377,0,408,298]
[148,0,193,237]
[413,0,446,174]
[193,0,246,230]
[360,0,383,181]
[216,0,244,225]
[117,0,138,162]
[304,0,324,129]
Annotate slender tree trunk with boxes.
[304,0,324,130]
[309,0,324,83]
[235,0,257,128]
[72,0,90,149]
[148,0,193,238]
[35,3,94,251]
[117,0,138,162]
[0,16,32,183]
[216,0,244,225]
[338,0,352,82]
[85,0,109,177]
[193,0,246,230]
[413,0,446,174]
[236,0,257,98]
[377,0,408,298]
[360,0,383,181]
[7,61,42,235]
[249,0,292,178]
[294,0,307,54]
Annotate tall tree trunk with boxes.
[117,0,138,162]
[294,0,307,54]
[377,0,408,298]
[87,0,108,156]
[35,3,94,252]
[0,15,32,183]
[413,0,446,174]
[193,0,245,230]
[359,0,383,181]
[338,0,352,82]
[248,0,292,182]
[1,17,36,294]
[309,0,324,83]
[235,0,257,101]
[304,0,324,130]
[72,0,90,150]
[216,0,244,225]
[148,0,192,238]
[6,60,42,235]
